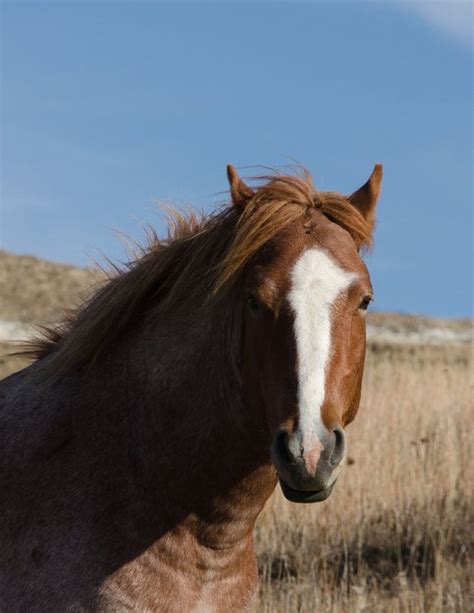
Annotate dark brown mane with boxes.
[20,169,372,375]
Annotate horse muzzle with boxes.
[271,426,345,504]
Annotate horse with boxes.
[0,163,382,611]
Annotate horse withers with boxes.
[0,163,382,611]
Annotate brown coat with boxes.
[0,165,381,611]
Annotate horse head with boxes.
[225,164,382,503]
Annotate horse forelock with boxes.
[214,170,372,292]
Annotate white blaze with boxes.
[288,248,356,462]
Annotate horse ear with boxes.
[227,164,255,209]
[348,163,383,233]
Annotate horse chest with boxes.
[100,535,258,612]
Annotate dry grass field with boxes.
[256,344,473,612]
[1,251,472,611]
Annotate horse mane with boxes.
[20,169,372,376]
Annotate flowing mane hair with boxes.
[20,168,372,376]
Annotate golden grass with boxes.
[255,344,473,612]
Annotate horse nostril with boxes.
[274,430,293,465]
[329,426,345,467]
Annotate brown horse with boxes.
[0,163,382,611]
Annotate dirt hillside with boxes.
[0,249,472,377]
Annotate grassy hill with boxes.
[1,249,471,376]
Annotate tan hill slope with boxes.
[0,249,99,323]
[0,250,471,377]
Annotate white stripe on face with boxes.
[288,248,357,471]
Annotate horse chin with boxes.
[279,478,337,504]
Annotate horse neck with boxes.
[92,299,276,549]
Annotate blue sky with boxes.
[1,1,472,317]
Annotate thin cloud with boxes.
[402,0,472,48]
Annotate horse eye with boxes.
[247,294,260,311]
[359,296,372,311]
